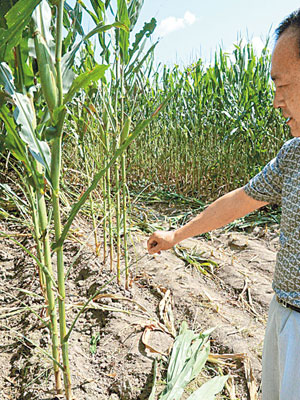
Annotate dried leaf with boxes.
[93,293,148,313]
[244,356,258,400]
[141,324,167,356]
[225,375,237,400]
[158,287,176,336]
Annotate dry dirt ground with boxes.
[0,216,279,400]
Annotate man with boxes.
[147,9,300,400]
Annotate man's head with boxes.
[272,9,300,137]
[275,9,300,52]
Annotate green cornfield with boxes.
[126,44,289,200]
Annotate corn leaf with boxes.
[84,0,109,60]
[63,1,86,54]
[64,65,109,104]
[90,0,106,21]
[0,105,28,163]
[66,1,85,36]
[128,17,156,60]
[15,93,51,175]
[159,322,211,400]
[125,41,158,78]
[76,1,100,27]
[53,117,152,249]
[0,62,51,178]
[85,21,129,42]
[117,0,130,64]
[128,0,144,30]
[166,321,194,382]
[61,53,77,94]
[186,375,229,400]
[0,0,42,61]
[148,358,158,400]
[32,0,54,49]
[62,21,129,73]
[0,183,28,207]
[60,20,128,91]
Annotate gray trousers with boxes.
[262,295,300,400]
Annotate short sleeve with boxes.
[244,143,289,204]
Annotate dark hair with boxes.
[275,9,300,44]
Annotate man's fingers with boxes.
[147,237,157,250]
[149,247,161,255]
[150,240,158,248]
[148,239,161,254]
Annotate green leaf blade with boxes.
[0,62,51,178]
[186,375,229,400]
[53,117,152,249]
[0,0,43,60]
[63,64,109,104]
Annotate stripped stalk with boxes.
[102,170,108,261]
[50,1,72,399]
[119,64,130,289]
[100,113,114,268]
[31,4,65,394]
[105,128,114,270]
[114,141,121,284]
[90,195,99,256]
[120,117,131,289]
[108,167,114,271]
[27,183,46,297]
[99,123,108,261]
[84,151,99,255]
[121,152,129,288]
[114,51,121,282]
[36,189,62,393]
[51,132,71,398]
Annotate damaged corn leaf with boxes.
[174,245,218,275]
[186,375,229,400]
[158,322,211,400]
[155,322,228,400]
[158,286,176,336]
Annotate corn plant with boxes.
[151,322,228,400]
[63,0,157,286]
[0,0,162,398]
[126,41,289,200]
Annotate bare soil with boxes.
[0,216,279,400]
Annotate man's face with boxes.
[271,30,300,137]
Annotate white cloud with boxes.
[183,11,196,26]
[157,11,197,38]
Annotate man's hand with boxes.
[146,188,268,255]
[147,231,176,254]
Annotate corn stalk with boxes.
[0,2,163,399]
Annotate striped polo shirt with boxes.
[244,137,300,306]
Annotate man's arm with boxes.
[147,187,268,254]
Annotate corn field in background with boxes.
[66,37,290,203]
[125,43,289,200]
[0,0,288,399]
[64,39,289,216]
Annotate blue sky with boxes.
[77,1,300,67]
[133,1,300,66]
